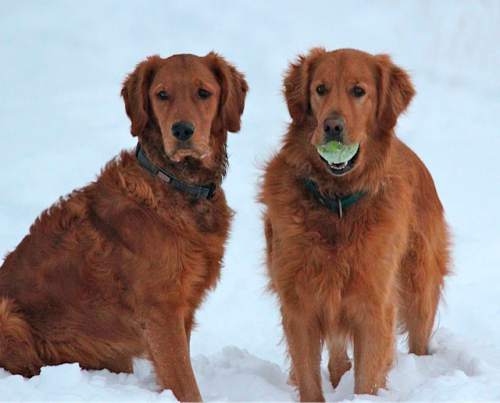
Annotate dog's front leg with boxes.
[282,310,324,402]
[145,309,202,402]
[352,303,396,395]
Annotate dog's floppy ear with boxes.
[206,52,248,133]
[375,54,415,133]
[283,47,325,124]
[121,56,161,137]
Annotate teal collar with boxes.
[303,178,366,218]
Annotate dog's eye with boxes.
[351,85,366,98]
[157,90,169,101]
[316,84,328,96]
[198,88,212,99]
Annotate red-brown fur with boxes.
[260,48,449,400]
[0,53,248,401]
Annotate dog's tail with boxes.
[0,297,42,376]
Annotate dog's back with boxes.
[0,155,145,376]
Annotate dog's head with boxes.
[121,53,248,169]
[284,48,415,177]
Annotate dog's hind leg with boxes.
[0,298,43,377]
[80,354,133,374]
[405,282,440,356]
[400,232,448,356]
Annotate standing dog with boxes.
[0,53,247,401]
[260,48,449,400]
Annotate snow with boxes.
[1,0,499,400]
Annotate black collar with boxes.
[304,178,366,218]
[135,143,216,200]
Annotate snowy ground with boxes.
[1,0,499,401]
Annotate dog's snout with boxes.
[171,121,195,141]
[323,115,345,143]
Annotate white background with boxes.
[0,1,499,400]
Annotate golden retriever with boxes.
[260,48,449,400]
[0,52,248,402]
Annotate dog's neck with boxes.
[137,129,228,187]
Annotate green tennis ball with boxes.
[316,141,359,164]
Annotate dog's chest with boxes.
[302,206,361,247]
[283,210,367,291]
[154,193,232,266]
[163,200,229,238]
[128,194,231,307]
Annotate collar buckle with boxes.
[157,171,172,184]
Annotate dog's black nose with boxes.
[323,116,345,143]
[171,121,195,141]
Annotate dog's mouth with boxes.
[320,146,360,176]
[169,147,211,163]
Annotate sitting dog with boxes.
[0,53,248,402]
[260,48,449,400]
